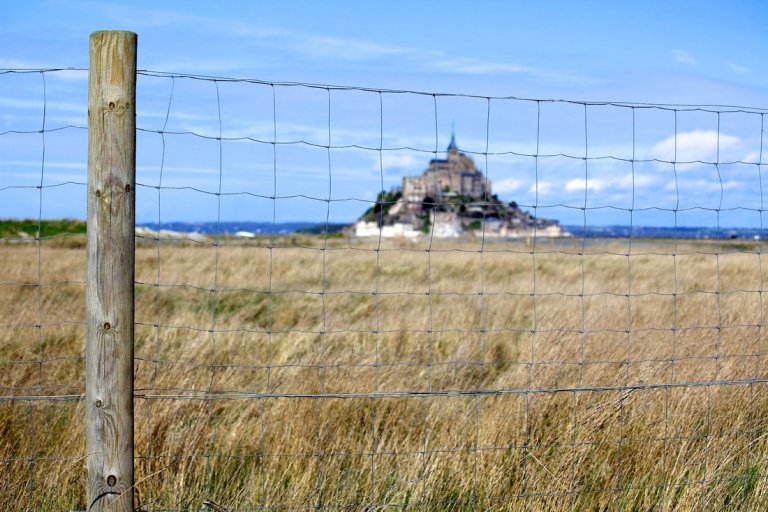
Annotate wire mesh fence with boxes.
[2,60,768,510]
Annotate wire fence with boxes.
[2,59,768,511]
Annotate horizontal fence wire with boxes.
[1,67,768,510]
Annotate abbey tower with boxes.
[401,133,490,208]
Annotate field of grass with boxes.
[2,234,768,510]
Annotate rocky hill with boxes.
[352,134,567,238]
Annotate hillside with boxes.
[352,134,565,238]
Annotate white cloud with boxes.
[292,35,411,62]
[142,58,246,74]
[429,58,531,75]
[0,58,42,68]
[616,173,659,189]
[651,130,741,164]
[668,178,744,193]
[379,153,421,172]
[0,97,84,114]
[729,63,751,73]
[722,180,743,190]
[45,69,87,82]
[494,177,524,193]
[136,164,220,176]
[91,4,411,65]
[565,177,609,192]
[673,49,697,65]
[561,174,659,195]
[529,181,552,195]
[0,159,85,170]
[138,109,215,122]
[427,57,588,83]
[95,3,582,82]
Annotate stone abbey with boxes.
[352,133,567,238]
[401,133,490,207]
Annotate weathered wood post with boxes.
[86,30,137,512]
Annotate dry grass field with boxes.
[2,235,768,510]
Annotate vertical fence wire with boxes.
[0,67,89,510]
[3,67,768,510]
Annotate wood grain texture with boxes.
[86,30,137,512]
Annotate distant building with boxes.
[351,131,568,239]
[402,133,490,207]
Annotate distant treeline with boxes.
[0,218,86,239]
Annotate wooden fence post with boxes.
[86,30,137,512]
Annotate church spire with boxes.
[447,124,458,152]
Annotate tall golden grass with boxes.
[2,236,768,510]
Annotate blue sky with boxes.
[2,0,767,227]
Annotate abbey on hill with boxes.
[352,133,568,238]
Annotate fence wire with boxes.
[2,67,768,510]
